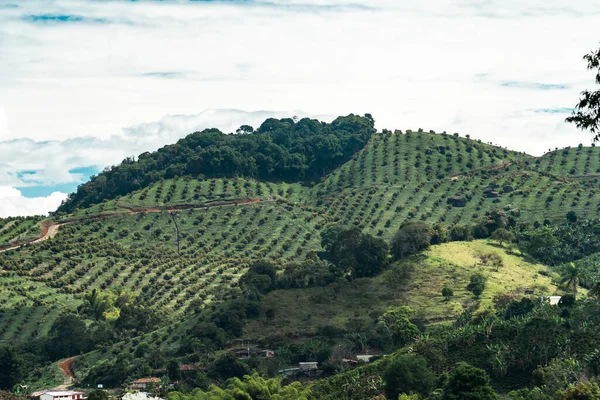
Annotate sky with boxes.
[0,0,599,217]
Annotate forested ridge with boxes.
[58,114,375,213]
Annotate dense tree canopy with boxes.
[58,114,375,212]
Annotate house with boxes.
[356,355,375,363]
[231,347,275,359]
[37,391,85,400]
[298,361,319,375]
[130,377,161,390]
[178,364,196,371]
[548,296,562,306]
[279,362,319,377]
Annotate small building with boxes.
[130,377,161,390]
[279,362,318,377]
[179,364,196,371]
[298,362,318,372]
[356,355,374,363]
[548,296,562,306]
[39,391,84,400]
[231,348,275,359]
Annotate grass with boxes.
[242,240,560,341]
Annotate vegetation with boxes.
[58,114,376,212]
[566,44,600,140]
[7,112,600,399]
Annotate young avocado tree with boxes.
[442,286,454,301]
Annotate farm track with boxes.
[53,357,75,390]
[0,197,265,253]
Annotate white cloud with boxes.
[0,108,334,189]
[1,0,600,216]
[0,187,67,218]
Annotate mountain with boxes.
[2,115,600,397]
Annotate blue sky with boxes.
[0,0,600,216]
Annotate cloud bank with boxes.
[0,109,334,216]
[1,0,600,216]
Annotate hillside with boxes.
[3,116,600,397]
[242,240,558,339]
[2,124,600,346]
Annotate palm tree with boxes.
[560,262,581,298]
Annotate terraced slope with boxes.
[0,190,323,344]
[0,216,44,246]
[309,131,600,238]
[3,130,600,346]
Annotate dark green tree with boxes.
[467,274,486,298]
[47,314,91,360]
[383,355,436,399]
[321,226,389,278]
[167,359,181,381]
[442,286,454,301]
[392,222,433,259]
[0,347,21,390]
[443,362,499,400]
[566,45,600,140]
[87,390,108,400]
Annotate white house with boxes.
[298,362,318,371]
[548,296,562,306]
[39,391,84,400]
[130,377,161,390]
[357,355,374,363]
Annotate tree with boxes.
[566,45,600,140]
[560,263,581,298]
[566,211,578,223]
[443,362,499,400]
[558,381,600,400]
[167,359,181,381]
[490,228,514,246]
[392,222,433,260]
[442,286,454,301]
[377,306,419,346]
[383,355,435,399]
[87,390,108,400]
[320,226,389,278]
[467,274,487,298]
[0,347,21,390]
[47,314,91,360]
[168,372,311,400]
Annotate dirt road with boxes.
[0,197,264,253]
[53,357,75,390]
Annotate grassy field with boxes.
[242,240,560,341]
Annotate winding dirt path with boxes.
[0,197,264,253]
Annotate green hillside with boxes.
[2,127,600,347]
[242,240,558,339]
[4,117,600,398]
